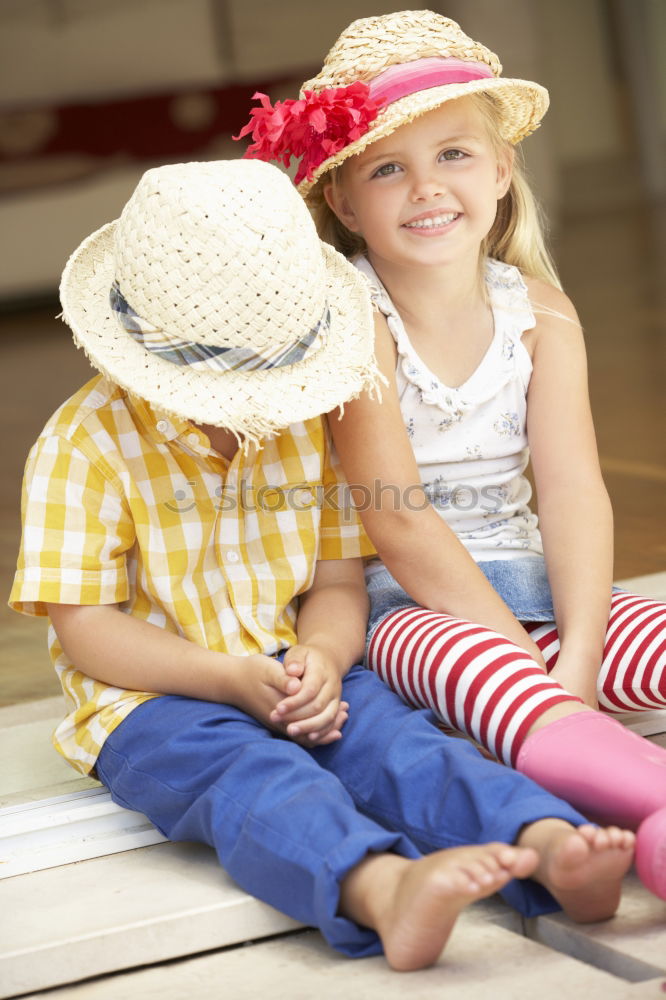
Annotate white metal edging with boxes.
[0,786,166,879]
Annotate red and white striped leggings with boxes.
[367,591,666,767]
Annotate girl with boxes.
[235,10,666,899]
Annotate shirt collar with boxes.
[127,394,191,443]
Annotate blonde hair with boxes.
[310,92,561,290]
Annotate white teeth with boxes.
[404,213,458,229]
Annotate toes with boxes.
[575,824,598,844]
[590,828,611,850]
[579,825,635,852]
[510,846,540,878]
[471,844,537,881]
[431,861,481,895]
[429,847,518,897]
[485,843,529,872]
[465,861,500,887]
[456,868,483,892]
[476,846,508,873]
[602,826,623,849]
[445,861,492,892]
[465,854,516,888]
[605,827,635,850]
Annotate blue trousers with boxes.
[96,664,587,958]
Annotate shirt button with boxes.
[187,433,199,446]
[156,419,169,434]
[226,551,239,563]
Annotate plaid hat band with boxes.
[110,282,328,374]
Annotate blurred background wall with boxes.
[0,0,664,302]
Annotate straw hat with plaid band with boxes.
[235,9,549,199]
[59,159,380,447]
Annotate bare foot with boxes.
[341,844,538,971]
[520,820,635,923]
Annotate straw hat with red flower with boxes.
[234,9,549,201]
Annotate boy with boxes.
[10,159,634,972]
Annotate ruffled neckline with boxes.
[355,256,535,414]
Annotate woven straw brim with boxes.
[59,222,378,444]
[298,76,549,200]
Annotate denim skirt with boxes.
[366,555,557,639]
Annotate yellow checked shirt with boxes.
[10,375,374,775]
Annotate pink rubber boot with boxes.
[635,808,666,900]
[515,712,666,899]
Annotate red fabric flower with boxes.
[233,82,385,185]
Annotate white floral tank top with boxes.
[355,255,543,563]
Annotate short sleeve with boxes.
[9,434,135,616]
[317,424,376,561]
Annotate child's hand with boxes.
[230,653,304,732]
[270,645,347,746]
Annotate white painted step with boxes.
[0,786,167,878]
[0,841,302,998]
[0,718,165,879]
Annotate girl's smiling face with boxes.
[325,96,513,273]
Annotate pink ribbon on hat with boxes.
[368,57,494,105]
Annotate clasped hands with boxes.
[237,644,348,747]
